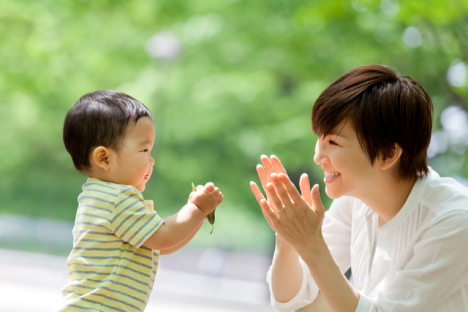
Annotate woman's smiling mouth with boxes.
[324,171,341,183]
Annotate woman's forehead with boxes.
[325,119,356,139]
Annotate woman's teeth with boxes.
[324,171,341,178]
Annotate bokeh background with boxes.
[0,0,467,310]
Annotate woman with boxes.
[251,65,468,312]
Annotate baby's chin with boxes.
[128,181,146,192]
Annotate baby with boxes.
[59,90,223,311]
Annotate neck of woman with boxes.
[360,174,418,227]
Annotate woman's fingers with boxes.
[271,155,288,176]
[261,155,276,177]
[265,183,284,215]
[311,184,325,215]
[256,164,270,192]
[270,173,291,206]
[259,199,279,231]
[250,181,266,204]
[299,174,312,205]
[277,173,304,205]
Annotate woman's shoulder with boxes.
[328,196,370,221]
[331,196,368,211]
[419,168,468,217]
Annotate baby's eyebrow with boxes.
[139,138,151,145]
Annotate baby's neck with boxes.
[86,168,115,184]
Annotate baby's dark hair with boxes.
[63,90,152,173]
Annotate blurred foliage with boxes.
[0,0,467,252]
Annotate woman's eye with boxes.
[328,140,339,146]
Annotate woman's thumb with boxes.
[310,184,325,215]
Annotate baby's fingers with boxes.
[204,182,215,192]
[188,192,194,203]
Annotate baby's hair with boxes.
[312,64,433,180]
[63,90,152,173]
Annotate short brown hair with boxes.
[312,65,433,180]
[63,90,152,173]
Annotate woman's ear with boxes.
[380,144,403,171]
[92,146,111,172]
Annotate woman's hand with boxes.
[250,155,326,255]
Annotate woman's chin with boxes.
[325,186,342,200]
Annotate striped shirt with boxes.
[59,178,163,312]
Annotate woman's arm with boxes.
[251,156,305,304]
[270,234,303,303]
[262,172,360,311]
[252,154,359,311]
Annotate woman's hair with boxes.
[63,90,152,173]
[312,64,433,180]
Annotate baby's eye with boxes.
[142,149,149,152]
[328,140,339,146]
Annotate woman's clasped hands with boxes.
[250,155,326,255]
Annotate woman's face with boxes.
[314,119,381,200]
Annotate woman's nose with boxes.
[314,141,329,165]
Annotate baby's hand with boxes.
[190,182,223,215]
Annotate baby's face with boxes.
[110,117,155,192]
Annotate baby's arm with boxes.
[160,222,203,255]
[142,182,223,250]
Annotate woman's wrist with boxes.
[297,237,328,263]
[275,233,298,253]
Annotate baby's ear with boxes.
[92,146,111,172]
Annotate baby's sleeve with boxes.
[110,187,164,248]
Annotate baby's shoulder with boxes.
[80,179,144,209]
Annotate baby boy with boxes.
[59,90,223,311]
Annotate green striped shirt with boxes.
[59,178,163,312]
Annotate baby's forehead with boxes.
[121,117,155,142]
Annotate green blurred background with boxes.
[1,0,468,256]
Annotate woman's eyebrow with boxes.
[327,132,347,140]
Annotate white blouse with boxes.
[267,169,468,312]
